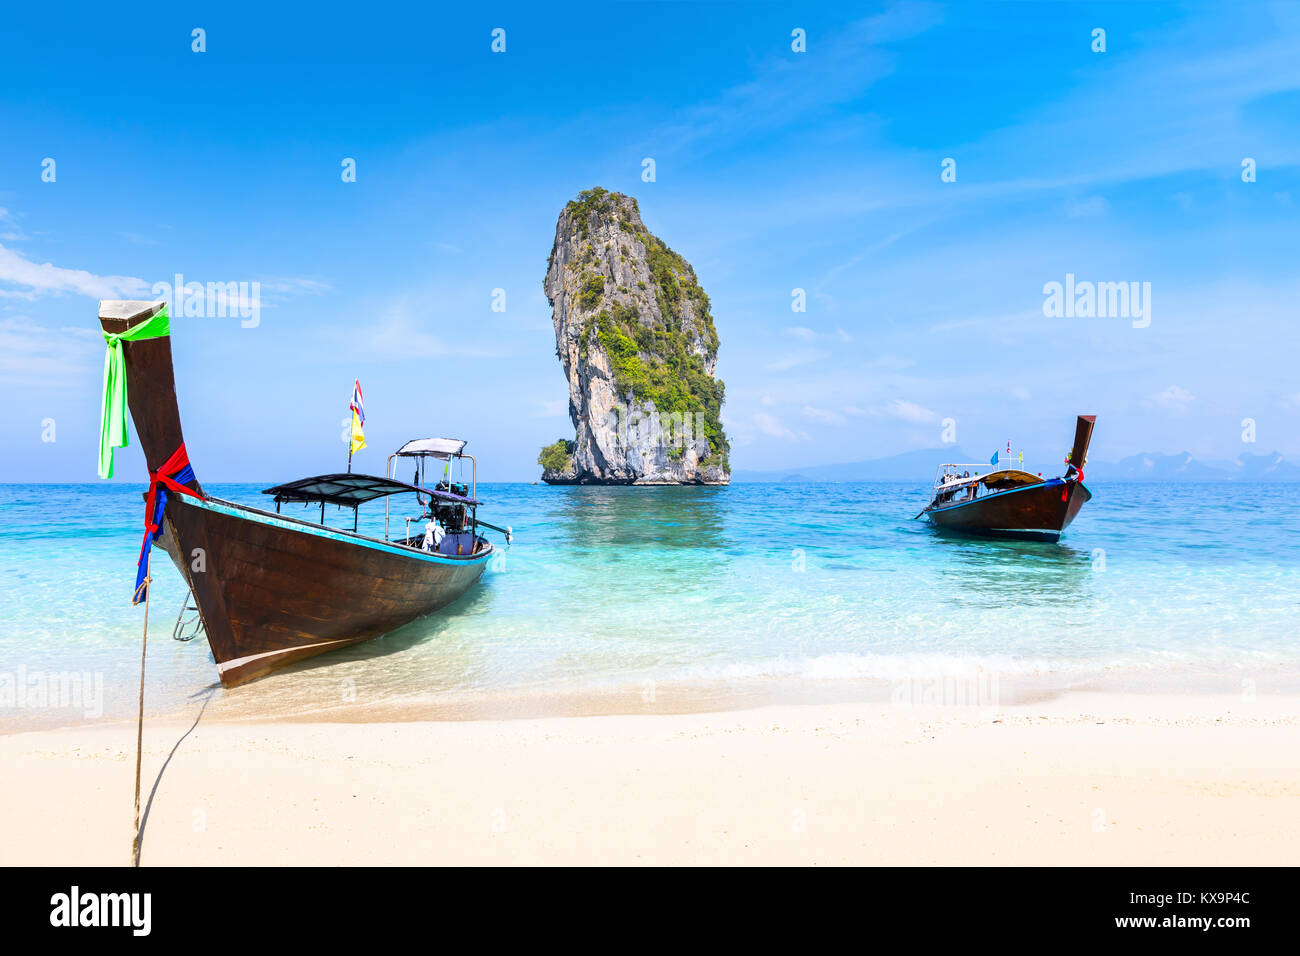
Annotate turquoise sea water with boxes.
[2,481,1298,728]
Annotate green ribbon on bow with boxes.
[98,306,171,479]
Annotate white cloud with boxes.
[0,208,26,242]
[784,325,853,344]
[767,348,830,371]
[0,243,150,300]
[361,301,506,360]
[885,399,939,424]
[865,354,913,370]
[718,412,752,446]
[0,317,100,387]
[822,229,911,283]
[753,411,803,441]
[118,232,159,246]
[1064,195,1109,218]
[802,405,844,425]
[645,4,944,162]
[258,276,333,297]
[1149,384,1195,413]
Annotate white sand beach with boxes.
[3,691,1299,866]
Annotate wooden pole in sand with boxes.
[131,553,152,867]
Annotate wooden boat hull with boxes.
[924,478,1091,543]
[100,300,492,687]
[158,496,489,686]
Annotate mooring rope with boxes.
[131,554,151,867]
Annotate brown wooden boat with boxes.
[917,415,1096,542]
[98,299,508,686]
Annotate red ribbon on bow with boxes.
[134,444,205,603]
[1062,464,1084,502]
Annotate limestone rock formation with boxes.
[540,188,729,485]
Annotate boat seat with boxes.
[436,532,475,556]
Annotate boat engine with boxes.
[431,482,469,532]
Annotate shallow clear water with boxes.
[1,481,1297,728]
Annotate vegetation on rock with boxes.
[566,186,623,238]
[537,438,575,473]
[578,272,605,311]
[594,304,728,461]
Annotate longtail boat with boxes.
[97,299,510,686]
[916,415,1096,542]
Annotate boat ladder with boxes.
[172,587,205,642]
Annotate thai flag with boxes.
[350,380,365,425]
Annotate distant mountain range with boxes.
[731,448,1300,483]
[1086,451,1300,482]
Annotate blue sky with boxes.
[3,1,1299,482]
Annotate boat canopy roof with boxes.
[394,438,466,459]
[263,473,481,507]
[933,466,1042,490]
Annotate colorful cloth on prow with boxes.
[99,306,171,479]
[349,379,366,455]
[135,444,205,604]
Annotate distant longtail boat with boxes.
[96,299,510,686]
[916,415,1096,542]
